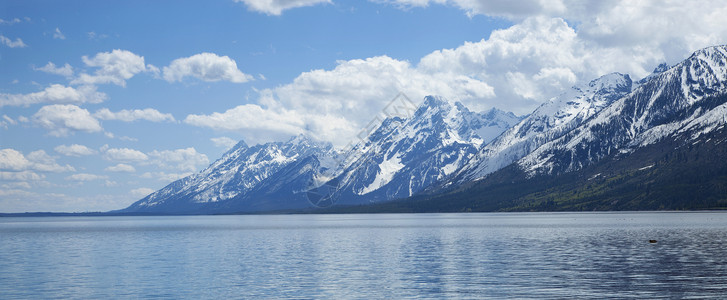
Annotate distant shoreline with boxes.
[3,208,726,218]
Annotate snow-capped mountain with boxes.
[121,96,520,213]
[326,95,523,205]
[519,45,727,175]
[121,135,336,213]
[120,45,727,214]
[212,146,341,212]
[453,72,633,182]
[352,46,727,212]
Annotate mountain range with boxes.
[120,45,727,214]
[121,95,522,213]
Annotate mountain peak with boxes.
[418,95,452,114]
[454,71,633,182]
[586,72,632,93]
[422,95,448,106]
[281,133,333,157]
[482,107,518,120]
[691,44,727,60]
[518,44,727,177]
[652,62,670,74]
[230,139,248,150]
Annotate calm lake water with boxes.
[1,212,726,299]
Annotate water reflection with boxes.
[1,213,727,298]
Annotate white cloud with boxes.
[72,49,157,87]
[119,136,138,142]
[383,0,571,19]
[0,171,44,181]
[1,114,17,128]
[34,62,74,77]
[94,108,176,122]
[54,144,97,157]
[87,31,109,40]
[0,35,26,48]
[0,190,134,213]
[104,163,136,173]
[0,18,22,25]
[2,115,16,124]
[186,0,727,147]
[235,0,331,15]
[66,173,108,181]
[162,52,253,83]
[383,0,727,75]
[185,55,499,145]
[130,187,155,197]
[211,136,238,149]
[140,171,192,182]
[103,147,149,162]
[0,84,106,107]
[32,104,103,137]
[26,150,76,172]
[417,17,592,112]
[185,104,306,143]
[2,181,33,189]
[0,149,31,171]
[0,148,74,173]
[147,148,209,172]
[53,27,66,40]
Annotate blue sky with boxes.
[2,0,727,212]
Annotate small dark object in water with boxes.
[649,240,658,243]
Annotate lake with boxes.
[1,212,726,299]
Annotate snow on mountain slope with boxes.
[122,135,334,213]
[329,96,523,204]
[518,45,727,175]
[454,72,633,182]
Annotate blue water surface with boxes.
[1,212,726,299]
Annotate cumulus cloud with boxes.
[0,170,45,181]
[72,49,158,87]
[0,84,106,107]
[54,144,97,157]
[186,0,727,146]
[185,55,496,145]
[53,28,66,40]
[147,148,209,172]
[104,163,136,173]
[235,0,331,15]
[99,147,207,172]
[0,148,29,171]
[0,148,75,173]
[162,53,253,83]
[103,147,149,162]
[382,0,727,75]
[140,171,192,182]
[26,150,76,172]
[2,181,33,190]
[94,108,176,122]
[185,104,306,143]
[66,173,108,181]
[34,62,74,77]
[130,187,155,197]
[211,137,238,149]
[0,35,26,48]
[417,17,592,111]
[32,104,103,137]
